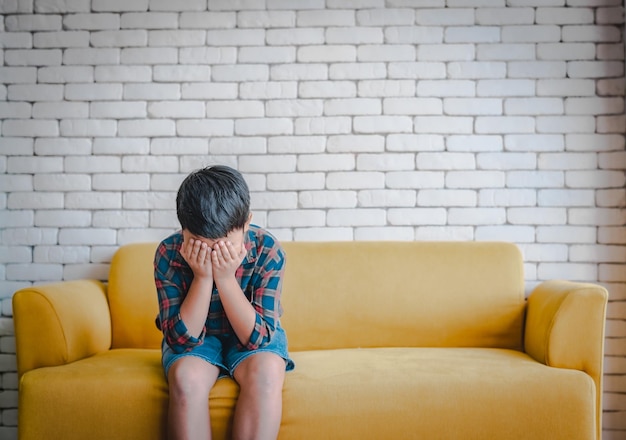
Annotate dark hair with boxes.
[176,165,250,239]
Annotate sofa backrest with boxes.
[280,241,526,351]
[108,241,525,352]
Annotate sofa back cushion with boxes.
[108,241,525,352]
[108,242,162,349]
[279,241,525,352]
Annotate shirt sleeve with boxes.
[246,240,286,351]
[154,241,205,353]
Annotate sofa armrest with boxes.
[524,280,608,440]
[13,280,112,379]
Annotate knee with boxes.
[236,354,285,397]
[168,357,217,402]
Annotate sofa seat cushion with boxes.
[19,348,595,440]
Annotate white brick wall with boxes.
[1,2,625,438]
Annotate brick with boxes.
[4,49,62,66]
[537,43,595,60]
[7,192,64,209]
[63,13,120,30]
[32,102,88,119]
[417,45,474,63]
[388,208,447,225]
[238,155,296,173]
[38,66,94,83]
[180,12,236,29]
[444,98,501,115]
[356,8,415,26]
[385,98,442,115]
[568,61,624,78]
[508,207,567,225]
[327,134,384,152]
[536,116,595,133]
[538,152,597,170]
[599,227,626,245]
[508,61,567,78]
[0,175,32,192]
[563,25,622,42]
[205,101,263,118]
[239,46,296,64]
[150,0,207,11]
[92,0,148,12]
[299,190,357,208]
[386,171,444,189]
[63,48,120,65]
[597,189,626,208]
[479,189,536,206]
[2,120,59,137]
[385,26,443,44]
[505,134,564,152]
[154,138,209,155]
[325,27,382,44]
[93,138,149,155]
[297,154,354,171]
[93,173,150,190]
[34,210,91,227]
[0,211,33,228]
[566,170,626,189]
[477,152,536,170]
[149,211,177,229]
[212,65,269,82]
[392,61,448,80]
[415,116,473,134]
[124,83,180,100]
[416,8,474,25]
[446,171,505,188]
[600,152,626,170]
[355,227,414,241]
[7,264,62,281]
[477,79,535,97]
[118,119,176,137]
[298,9,355,26]
[298,46,357,63]
[148,101,205,119]
[179,47,237,65]
[357,153,414,171]
[177,119,234,137]
[504,98,563,115]
[120,47,177,64]
[418,189,476,207]
[120,12,178,29]
[571,245,626,263]
[267,210,326,228]
[268,136,326,154]
[417,152,475,170]
[122,192,174,209]
[327,171,385,189]
[239,11,296,29]
[294,227,353,241]
[597,115,626,134]
[0,103,31,119]
[271,63,328,80]
[91,101,147,119]
[330,62,386,80]
[250,192,298,210]
[0,67,36,84]
[565,97,624,115]
[267,0,325,9]
[2,228,58,246]
[60,119,117,137]
[34,31,89,48]
[267,99,323,117]
[206,29,265,46]
[328,208,386,226]
[445,26,500,43]
[8,84,63,101]
[33,174,91,191]
[64,156,120,173]
[266,173,325,190]
[502,25,561,42]
[476,225,535,242]
[536,7,594,24]
[387,134,444,152]
[359,80,415,97]
[5,15,62,31]
[65,83,122,101]
[240,82,298,100]
[416,226,474,241]
[597,44,626,61]
[357,45,415,62]
[476,7,535,24]
[33,246,90,264]
[507,171,564,188]
[181,83,238,100]
[354,116,412,133]
[90,30,147,47]
[538,189,595,206]
[477,43,534,60]
[519,244,569,262]
[235,118,293,136]
[538,263,597,282]
[358,189,416,207]
[537,226,596,243]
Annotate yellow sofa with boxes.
[13,241,608,440]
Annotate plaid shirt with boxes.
[154,224,285,354]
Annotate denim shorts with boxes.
[162,326,295,379]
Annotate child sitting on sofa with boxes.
[154,165,294,440]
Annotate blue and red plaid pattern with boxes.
[154,224,285,354]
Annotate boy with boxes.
[154,165,294,440]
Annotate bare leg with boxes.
[232,352,286,440]
[167,356,220,440]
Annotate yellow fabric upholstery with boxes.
[13,241,607,440]
[525,280,608,440]
[13,279,111,378]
